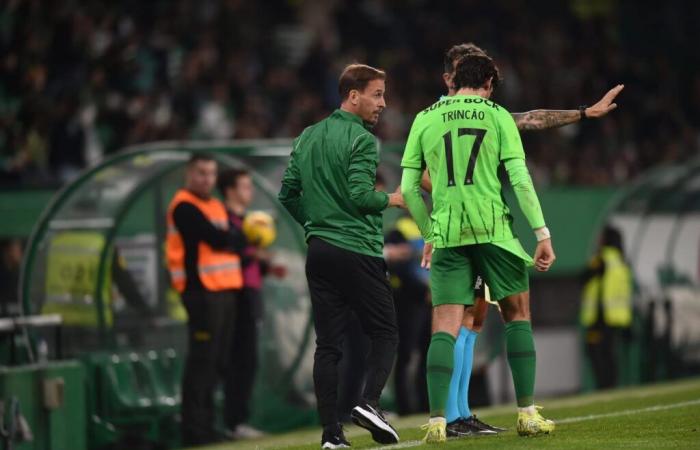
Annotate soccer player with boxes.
[279,64,404,449]
[430,42,624,437]
[401,52,556,443]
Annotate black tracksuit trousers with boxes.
[305,237,399,427]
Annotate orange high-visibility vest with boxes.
[166,189,243,292]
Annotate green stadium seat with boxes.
[104,353,155,411]
[140,350,179,412]
[79,349,185,447]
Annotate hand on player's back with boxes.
[388,186,406,208]
[586,84,624,118]
[533,239,556,272]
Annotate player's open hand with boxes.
[533,238,556,272]
[586,84,624,118]
[421,242,433,269]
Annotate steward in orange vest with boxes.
[166,188,244,292]
[167,153,246,446]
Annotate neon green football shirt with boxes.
[401,95,526,249]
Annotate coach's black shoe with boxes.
[321,423,350,449]
[464,415,506,433]
[351,402,399,444]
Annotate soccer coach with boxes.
[279,64,404,448]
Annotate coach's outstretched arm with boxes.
[349,133,403,211]
[511,84,624,130]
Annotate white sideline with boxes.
[556,398,700,424]
[365,398,700,450]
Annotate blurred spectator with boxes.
[580,225,634,389]
[0,0,698,186]
[377,172,431,415]
[40,232,153,354]
[48,98,86,183]
[0,238,22,317]
[217,167,267,440]
[385,215,431,415]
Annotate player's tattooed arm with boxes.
[511,84,625,131]
[511,110,579,130]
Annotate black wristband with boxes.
[579,105,588,120]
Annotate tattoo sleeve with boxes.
[511,110,580,131]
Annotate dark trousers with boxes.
[394,291,431,415]
[585,325,620,389]
[305,237,399,427]
[181,290,238,445]
[337,313,370,421]
[224,287,262,429]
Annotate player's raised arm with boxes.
[511,84,624,130]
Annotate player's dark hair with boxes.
[444,43,488,73]
[338,64,386,100]
[187,152,216,166]
[452,53,502,91]
[217,167,250,195]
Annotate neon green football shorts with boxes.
[430,241,530,306]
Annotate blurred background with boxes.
[0,0,699,449]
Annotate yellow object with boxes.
[166,287,187,322]
[42,231,113,327]
[396,217,422,240]
[243,210,277,248]
[421,420,446,443]
[517,406,555,436]
[580,246,633,327]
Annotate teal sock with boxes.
[458,328,478,418]
[445,328,467,423]
[505,320,537,407]
[426,332,456,417]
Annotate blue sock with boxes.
[445,327,467,423]
[458,328,478,418]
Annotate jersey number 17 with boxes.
[442,128,486,187]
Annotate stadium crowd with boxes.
[1,0,698,186]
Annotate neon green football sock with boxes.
[505,320,537,407]
[426,331,456,417]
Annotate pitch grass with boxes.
[197,377,700,450]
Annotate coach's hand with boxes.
[586,84,624,118]
[421,242,433,269]
[533,238,555,272]
[388,187,406,208]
